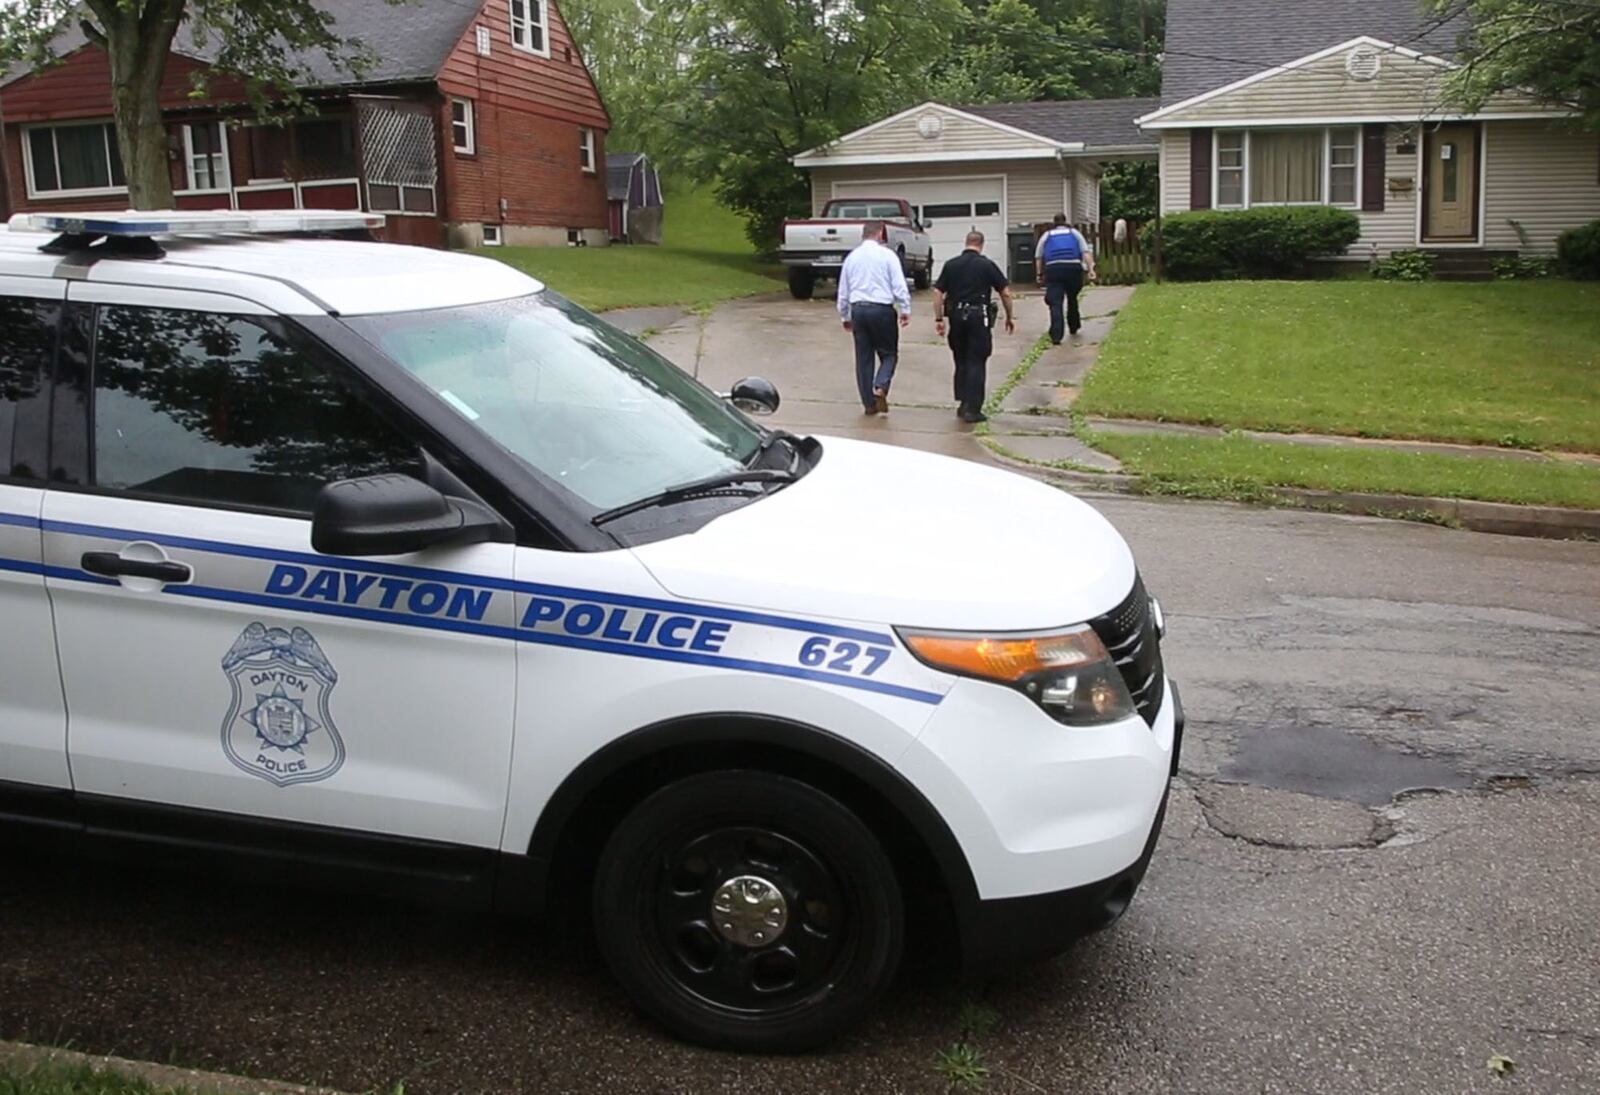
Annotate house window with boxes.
[1215,128,1364,210]
[476,25,492,56]
[452,99,475,155]
[25,122,125,195]
[183,121,230,191]
[1216,131,1245,207]
[579,126,596,172]
[1329,128,1359,206]
[482,224,503,246]
[1250,130,1323,204]
[509,0,548,55]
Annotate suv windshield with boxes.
[344,293,765,511]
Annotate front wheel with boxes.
[593,771,904,1052]
[913,254,932,290]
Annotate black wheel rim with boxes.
[641,823,858,1017]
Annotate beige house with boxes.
[793,98,1156,277]
[1143,0,1600,261]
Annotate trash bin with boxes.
[1008,226,1038,285]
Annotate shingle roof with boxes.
[1161,0,1468,106]
[606,152,643,201]
[958,97,1160,150]
[3,0,478,89]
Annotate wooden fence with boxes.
[1080,219,1157,284]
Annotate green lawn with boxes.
[1088,430,1600,511]
[1079,281,1600,453]
[479,184,782,312]
[0,1062,208,1095]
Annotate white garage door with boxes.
[833,178,1005,278]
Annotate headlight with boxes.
[897,625,1135,726]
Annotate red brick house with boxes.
[0,0,611,248]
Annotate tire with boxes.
[593,770,904,1052]
[787,267,816,300]
[913,255,932,290]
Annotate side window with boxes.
[0,294,58,480]
[91,305,423,513]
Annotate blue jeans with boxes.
[850,302,899,408]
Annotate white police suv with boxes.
[0,210,1181,1052]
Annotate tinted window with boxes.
[0,294,58,479]
[922,202,973,219]
[91,305,422,513]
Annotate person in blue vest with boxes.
[1033,214,1097,344]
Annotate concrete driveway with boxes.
[648,286,1106,461]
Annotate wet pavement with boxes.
[3,496,1598,1093]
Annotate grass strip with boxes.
[1078,280,1600,453]
[1087,430,1600,510]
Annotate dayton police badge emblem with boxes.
[221,622,345,786]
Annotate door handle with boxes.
[81,551,193,584]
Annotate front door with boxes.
[1423,123,1479,242]
[42,283,517,848]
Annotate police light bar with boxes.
[9,209,385,237]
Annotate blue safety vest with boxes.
[1042,228,1084,265]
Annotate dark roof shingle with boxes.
[958,97,1160,150]
[1161,0,1468,106]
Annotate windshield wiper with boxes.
[748,429,806,471]
[591,468,797,526]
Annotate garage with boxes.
[832,178,1005,277]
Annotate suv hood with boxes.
[629,437,1136,631]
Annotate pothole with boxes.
[1220,724,1471,808]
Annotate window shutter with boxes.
[1362,124,1387,213]
[1189,129,1212,210]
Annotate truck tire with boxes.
[913,255,932,290]
[593,770,904,1052]
[788,267,816,300]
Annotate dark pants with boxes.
[947,306,992,414]
[1044,264,1085,343]
[850,302,899,409]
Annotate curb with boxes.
[0,1040,347,1095]
[987,450,1600,540]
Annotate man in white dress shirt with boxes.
[836,221,912,415]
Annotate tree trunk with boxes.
[90,0,187,210]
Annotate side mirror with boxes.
[311,474,508,557]
[725,376,781,416]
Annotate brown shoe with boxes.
[874,391,890,414]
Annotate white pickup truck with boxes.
[779,197,935,300]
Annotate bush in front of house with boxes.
[1556,219,1600,280]
[1373,249,1435,281]
[1160,207,1361,280]
[1493,255,1557,280]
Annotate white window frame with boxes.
[1211,127,1363,211]
[21,120,128,199]
[475,25,492,57]
[508,0,550,58]
[179,121,232,194]
[579,126,596,173]
[452,98,476,155]
[482,223,503,246]
[1215,130,1246,209]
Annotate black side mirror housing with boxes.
[311,474,508,557]
[727,376,781,416]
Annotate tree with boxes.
[0,1,397,209]
[562,0,700,170]
[1428,0,1600,130]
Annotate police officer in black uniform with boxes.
[934,230,1015,424]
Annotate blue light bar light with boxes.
[9,210,386,236]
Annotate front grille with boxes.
[1089,574,1165,726]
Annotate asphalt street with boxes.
[2,491,1597,1094]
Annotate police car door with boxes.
[40,284,516,849]
[0,278,70,795]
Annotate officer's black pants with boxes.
[1045,264,1084,343]
[947,308,992,414]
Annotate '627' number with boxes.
[798,636,891,677]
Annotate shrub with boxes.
[1373,249,1435,281]
[1159,206,1361,280]
[1556,219,1600,280]
[1493,255,1557,280]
